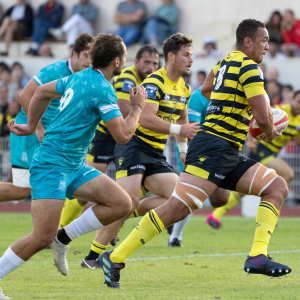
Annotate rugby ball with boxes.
[249,108,289,140]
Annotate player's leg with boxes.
[230,161,291,277]
[207,190,242,229]
[98,173,217,287]
[264,157,294,184]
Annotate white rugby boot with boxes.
[50,237,70,276]
[0,287,11,299]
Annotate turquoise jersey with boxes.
[33,67,122,168]
[16,60,74,129]
[176,86,209,173]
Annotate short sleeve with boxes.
[240,63,266,99]
[33,62,64,86]
[142,82,162,104]
[114,72,137,101]
[56,77,69,96]
[95,87,122,123]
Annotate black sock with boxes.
[57,228,72,245]
[85,250,100,261]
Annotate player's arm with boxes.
[118,99,132,119]
[105,86,146,145]
[175,108,189,166]
[139,102,199,140]
[19,79,46,142]
[201,69,214,100]
[8,81,61,136]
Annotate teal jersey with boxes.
[33,67,122,168]
[16,60,74,129]
[187,87,209,125]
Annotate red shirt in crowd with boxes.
[282,20,300,48]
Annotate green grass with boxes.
[1,213,300,299]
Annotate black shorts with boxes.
[248,143,277,165]
[87,130,116,164]
[184,131,257,191]
[114,136,175,189]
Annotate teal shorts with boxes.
[30,159,102,200]
[10,132,39,169]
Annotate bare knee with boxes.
[115,192,132,219]
[31,231,57,251]
[283,169,294,185]
[265,176,289,204]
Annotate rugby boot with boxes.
[168,238,182,247]
[81,258,101,269]
[50,237,70,276]
[0,287,10,299]
[206,213,221,229]
[244,254,292,278]
[110,233,120,247]
[98,250,125,288]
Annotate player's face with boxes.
[74,50,90,71]
[114,43,127,76]
[174,45,193,76]
[135,51,159,81]
[251,28,269,64]
[291,94,300,115]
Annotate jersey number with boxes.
[215,65,227,90]
[58,88,74,111]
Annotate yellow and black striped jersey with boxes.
[201,50,266,150]
[97,65,142,135]
[136,67,191,151]
[259,104,300,153]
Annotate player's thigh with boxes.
[86,161,108,173]
[72,173,131,208]
[144,172,178,199]
[265,157,294,183]
[209,187,229,207]
[31,198,65,239]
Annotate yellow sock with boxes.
[91,240,107,255]
[129,209,139,218]
[59,198,84,228]
[110,210,165,263]
[249,201,279,257]
[212,191,241,220]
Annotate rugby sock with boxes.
[249,201,279,257]
[59,198,84,229]
[110,210,165,263]
[86,241,107,260]
[212,191,241,220]
[0,246,25,280]
[169,213,192,241]
[129,209,139,218]
[62,207,104,243]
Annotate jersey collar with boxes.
[67,59,74,74]
[95,69,104,76]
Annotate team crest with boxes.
[198,155,209,164]
[118,157,125,167]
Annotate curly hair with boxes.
[236,19,266,46]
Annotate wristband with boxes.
[177,142,188,153]
[169,123,181,135]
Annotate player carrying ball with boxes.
[98,19,292,288]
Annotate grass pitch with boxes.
[1,213,299,299]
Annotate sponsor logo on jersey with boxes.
[198,155,209,164]
[130,165,146,170]
[180,96,186,104]
[246,106,252,116]
[207,105,222,114]
[214,173,225,179]
[122,79,135,92]
[173,86,178,90]
[118,157,125,167]
[145,85,158,99]
[21,152,28,162]
[164,93,170,101]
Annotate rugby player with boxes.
[0,33,146,298]
[0,33,93,205]
[168,84,229,247]
[98,20,292,289]
[207,91,300,229]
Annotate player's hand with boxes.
[180,152,186,167]
[7,119,34,136]
[247,138,257,153]
[129,85,147,110]
[263,126,281,143]
[179,123,200,140]
[36,123,46,143]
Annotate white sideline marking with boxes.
[27,249,300,265]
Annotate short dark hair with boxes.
[136,45,159,60]
[0,62,9,72]
[72,33,94,57]
[163,33,193,62]
[197,70,207,77]
[282,84,293,92]
[87,33,125,69]
[294,90,300,98]
[236,19,266,47]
